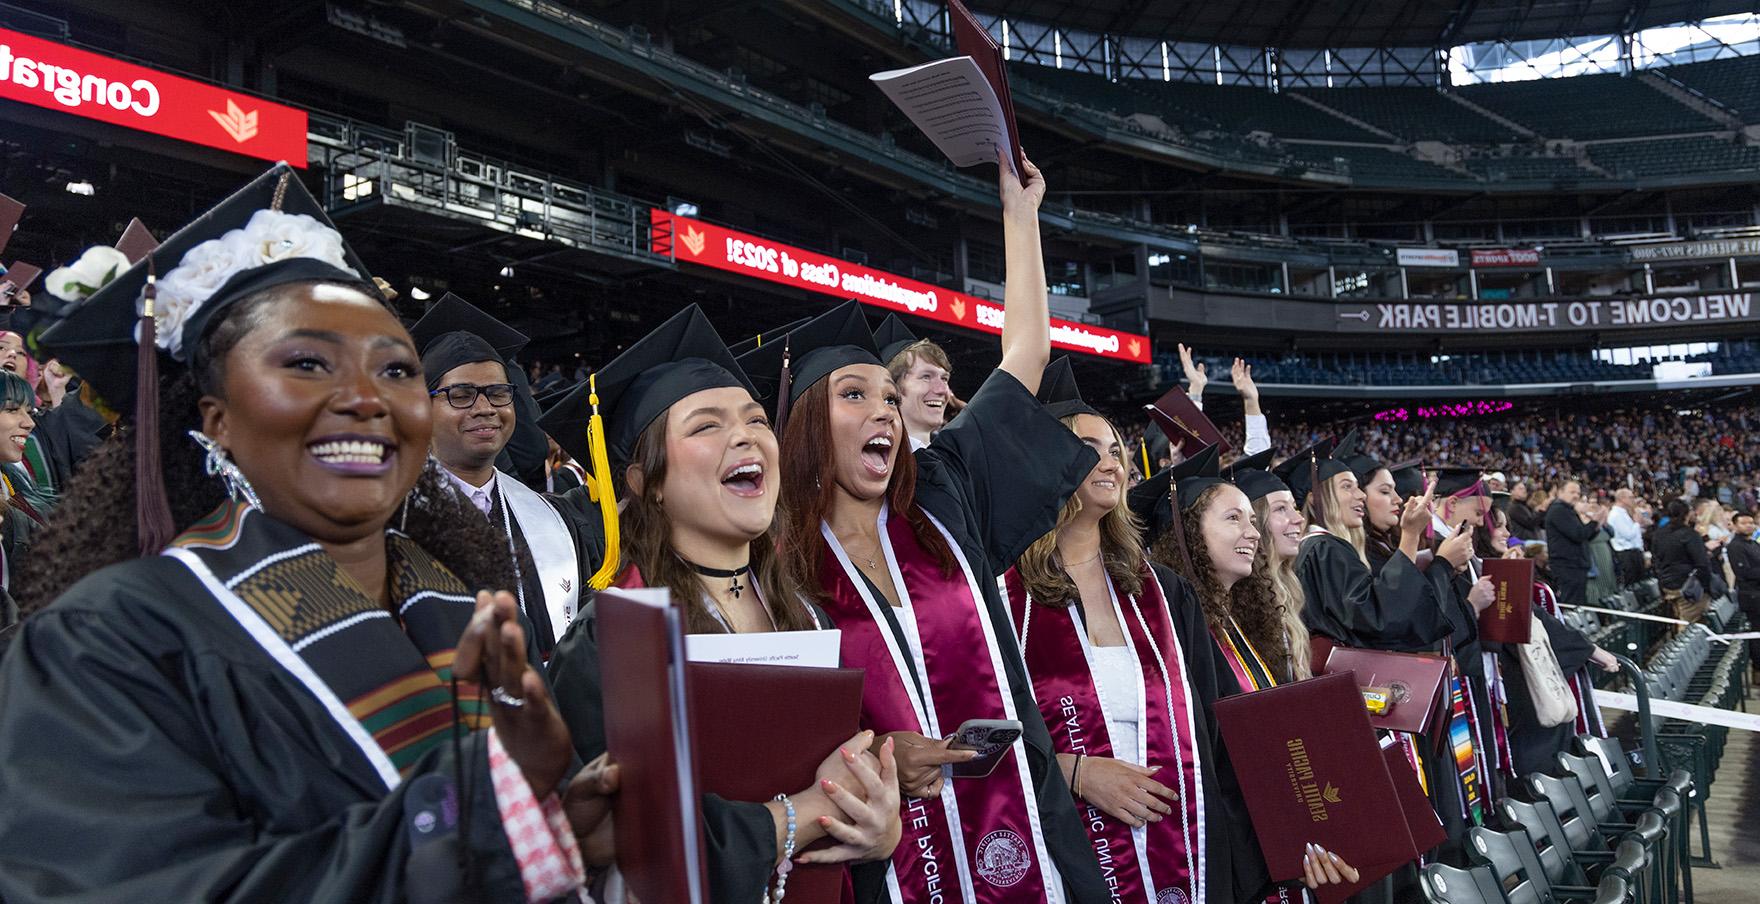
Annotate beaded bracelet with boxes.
[769,793,797,904]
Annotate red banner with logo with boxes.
[1470,248,1540,268]
[0,28,307,166]
[650,210,1149,364]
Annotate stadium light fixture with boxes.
[64,180,95,196]
[410,286,431,301]
[499,264,515,278]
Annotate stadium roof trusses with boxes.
[965,0,1757,49]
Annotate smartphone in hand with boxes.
[947,718,1022,779]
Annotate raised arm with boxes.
[996,150,1050,393]
[1232,358,1269,455]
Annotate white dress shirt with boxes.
[444,468,497,518]
[1606,505,1643,552]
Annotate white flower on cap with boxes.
[44,245,131,303]
[144,209,356,359]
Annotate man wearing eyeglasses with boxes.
[414,295,583,658]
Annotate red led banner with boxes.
[650,210,1150,364]
[0,28,307,166]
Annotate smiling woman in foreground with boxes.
[0,165,590,902]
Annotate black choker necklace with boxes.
[682,558,752,599]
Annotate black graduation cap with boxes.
[1226,448,1287,503]
[39,163,373,415]
[1224,448,1273,476]
[539,304,754,468]
[1386,457,1426,500]
[1129,444,1225,553]
[873,313,918,364]
[1433,465,1488,499]
[1127,466,1174,546]
[37,163,376,554]
[736,300,881,424]
[728,316,810,358]
[1174,444,1225,512]
[1273,436,1349,510]
[409,293,529,391]
[1037,356,1098,420]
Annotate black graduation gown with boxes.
[1297,533,1455,653]
[899,369,1111,904]
[29,393,106,488]
[495,358,550,492]
[1430,554,1494,866]
[0,557,531,902]
[1143,564,1268,904]
[1501,607,1595,778]
[484,484,600,660]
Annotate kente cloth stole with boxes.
[166,501,486,789]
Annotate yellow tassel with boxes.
[584,373,620,590]
[1140,437,1151,479]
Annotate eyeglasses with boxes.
[430,383,515,409]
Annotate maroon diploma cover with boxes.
[688,662,865,903]
[1214,672,1430,885]
[598,589,708,904]
[1479,558,1535,644]
[947,0,1027,186]
[1322,647,1451,734]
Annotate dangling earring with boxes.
[188,431,262,510]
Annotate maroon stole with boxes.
[1003,565,1206,904]
[820,504,1058,903]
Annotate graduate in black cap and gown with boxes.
[0,163,598,901]
[1139,446,1362,900]
[1001,358,1224,904]
[412,293,589,657]
[763,155,1116,904]
[1286,435,1457,660]
[541,303,902,903]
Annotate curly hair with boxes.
[18,280,515,614]
[1017,413,1144,606]
[1154,484,1289,682]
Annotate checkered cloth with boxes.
[489,729,587,902]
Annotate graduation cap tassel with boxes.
[1306,451,1326,528]
[1140,437,1151,480]
[135,264,176,553]
[584,373,620,591]
[774,335,794,437]
[1166,490,1197,582]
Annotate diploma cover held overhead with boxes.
[869,0,1027,185]
[1213,672,1429,885]
[1479,558,1535,644]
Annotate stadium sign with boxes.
[1159,288,1755,336]
[1470,248,1541,268]
[1342,293,1754,333]
[1396,248,1460,268]
[650,210,1151,364]
[1629,238,1760,263]
[0,27,306,165]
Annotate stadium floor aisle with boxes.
[1681,701,1760,899]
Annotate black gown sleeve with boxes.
[30,394,107,489]
[497,360,550,492]
[913,369,1099,572]
[1152,564,1254,904]
[1539,606,1595,675]
[0,568,527,903]
[1297,536,1452,651]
